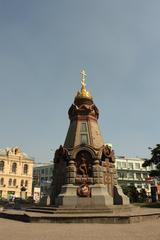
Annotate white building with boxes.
[115,156,156,194]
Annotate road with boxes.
[0,218,160,240]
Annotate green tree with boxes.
[142,144,160,177]
[139,188,147,203]
[122,185,139,203]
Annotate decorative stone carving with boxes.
[76,150,93,177]
[101,144,115,163]
[7,147,21,156]
[54,145,70,164]
[77,182,91,197]
[68,103,99,120]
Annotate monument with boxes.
[51,70,129,208]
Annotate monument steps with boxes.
[25,205,134,215]
[1,207,160,224]
[26,207,113,214]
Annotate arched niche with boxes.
[75,150,93,177]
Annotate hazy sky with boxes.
[0,0,160,162]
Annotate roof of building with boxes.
[0,147,34,161]
[116,156,147,161]
[33,162,53,168]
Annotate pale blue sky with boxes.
[0,0,160,162]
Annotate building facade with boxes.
[33,162,53,196]
[115,156,156,194]
[0,147,34,199]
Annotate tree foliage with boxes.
[142,144,160,177]
[122,185,147,203]
[122,185,139,203]
[139,188,147,203]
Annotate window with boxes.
[0,161,4,171]
[21,180,24,186]
[80,122,89,145]
[128,172,134,179]
[117,162,121,169]
[121,162,127,169]
[41,169,44,174]
[80,123,87,132]
[128,163,133,170]
[135,163,140,170]
[23,164,28,174]
[117,171,127,179]
[80,134,88,144]
[117,172,122,178]
[0,178,4,186]
[45,168,48,175]
[25,180,28,187]
[8,179,12,186]
[136,173,141,180]
[41,177,44,183]
[123,172,127,178]
[12,162,17,173]
[13,179,16,186]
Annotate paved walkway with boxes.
[0,218,160,240]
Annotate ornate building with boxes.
[0,147,34,199]
[52,70,129,207]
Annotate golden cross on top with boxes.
[80,69,87,84]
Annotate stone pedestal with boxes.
[55,183,114,208]
[91,184,113,206]
[55,184,77,207]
